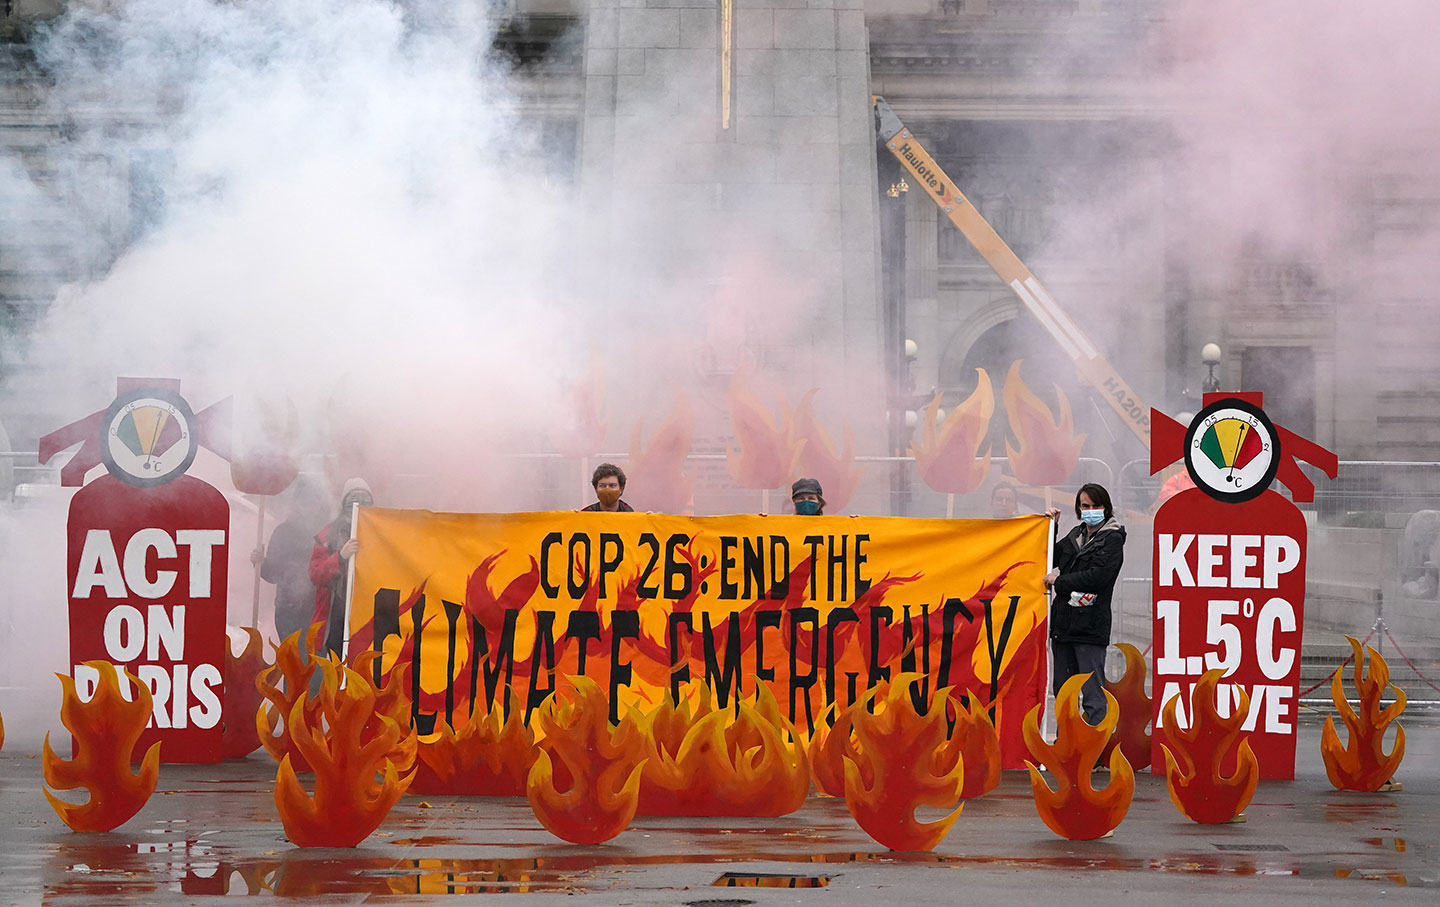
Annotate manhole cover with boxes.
[1212,843,1290,852]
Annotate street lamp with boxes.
[1201,343,1222,394]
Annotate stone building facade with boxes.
[2,0,1437,480]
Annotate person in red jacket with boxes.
[310,478,373,659]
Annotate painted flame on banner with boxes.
[222,628,269,760]
[944,693,1001,800]
[636,684,808,817]
[526,677,647,844]
[1160,669,1259,824]
[43,662,161,832]
[1023,673,1133,840]
[1102,642,1152,771]
[626,394,696,514]
[910,369,994,495]
[792,389,864,511]
[1002,360,1086,487]
[413,694,537,797]
[725,369,802,491]
[842,676,965,852]
[274,663,417,848]
[1321,635,1406,792]
[256,626,323,772]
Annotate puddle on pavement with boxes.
[714,872,831,888]
[38,844,1439,897]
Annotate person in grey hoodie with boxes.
[1044,482,1125,726]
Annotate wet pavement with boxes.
[1,716,1436,905]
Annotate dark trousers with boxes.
[1052,641,1109,725]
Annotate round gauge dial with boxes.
[1183,398,1280,503]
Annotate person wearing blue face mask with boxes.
[1044,482,1125,729]
[791,478,825,515]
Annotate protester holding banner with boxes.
[309,478,374,657]
[253,479,329,643]
[1044,483,1125,727]
[581,463,634,513]
[791,478,825,515]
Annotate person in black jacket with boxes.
[1044,483,1125,725]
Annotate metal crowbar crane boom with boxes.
[874,96,1152,448]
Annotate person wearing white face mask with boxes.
[1043,483,1125,728]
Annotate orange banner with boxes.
[349,510,1050,767]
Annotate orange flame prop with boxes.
[910,369,994,494]
[1159,669,1259,824]
[413,694,537,796]
[222,628,269,760]
[526,677,647,844]
[1023,673,1133,840]
[274,664,417,847]
[1002,361,1086,487]
[636,685,809,816]
[792,390,864,511]
[945,694,1001,800]
[230,397,300,496]
[43,662,161,832]
[350,650,413,743]
[626,394,696,514]
[1102,643,1152,771]
[256,626,323,771]
[842,676,964,852]
[555,359,607,459]
[725,370,801,490]
[0,708,4,753]
[1321,635,1406,792]
[808,703,863,798]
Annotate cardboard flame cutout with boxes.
[842,676,965,852]
[1160,669,1259,824]
[1002,361,1085,487]
[792,389,864,511]
[725,370,801,490]
[0,708,4,753]
[809,703,864,798]
[910,369,994,494]
[1321,635,1406,792]
[1101,643,1152,771]
[555,360,608,460]
[256,626,323,772]
[273,664,417,848]
[413,694,537,796]
[526,678,647,844]
[350,650,413,755]
[636,685,808,817]
[1023,673,1133,841]
[229,397,300,496]
[626,395,695,514]
[43,662,162,832]
[947,694,1001,800]
[222,628,269,760]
